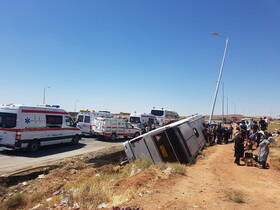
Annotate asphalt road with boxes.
[0,136,125,177]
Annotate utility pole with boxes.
[222,82,224,123]
[43,86,50,104]
[227,97,228,118]
[209,33,229,124]
[232,103,236,116]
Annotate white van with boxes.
[129,114,159,129]
[0,104,82,152]
[77,110,112,135]
[94,118,141,140]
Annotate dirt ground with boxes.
[1,138,280,210]
[119,143,280,210]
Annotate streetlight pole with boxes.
[209,33,229,124]
[74,100,79,112]
[43,86,50,104]
[232,103,236,116]
[222,82,224,123]
[226,97,228,118]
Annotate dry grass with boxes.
[267,121,280,132]
[74,181,110,209]
[0,156,188,209]
[62,160,148,208]
[0,193,29,210]
[268,121,280,170]
[155,162,186,175]
[0,186,7,196]
[64,159,185,208]
[270,141,280,170]
[226,190,246,203]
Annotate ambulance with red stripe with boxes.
[129,114,159,129]
[0,104,82,152]
[77,110,112,135]
[94,118,141,140]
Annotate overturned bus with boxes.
[123,114,206,164]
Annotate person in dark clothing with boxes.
[255,132,263,147]
[223,127,229,144]
[252,121,259,133]
[239,120,247,139]
[259,117,267,131]
[209,125,216,145]
[216,124,224,144]
[233,133,244,165]
[228,124,233,139]
[213,125,217,143]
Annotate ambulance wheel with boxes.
[28,140,39,152]
[71,135,80,145]
[134,132,140,138]
[110,133,117,141]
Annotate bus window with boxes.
[151,110,164,116]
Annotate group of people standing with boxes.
[204,124,234,145]
[204,117,276,169]
[233,118,276,169]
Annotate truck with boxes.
[0,104,82,152]
[123,114,206,164]
[77,110,112,135]
[94,118,141,140]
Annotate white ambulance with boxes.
[77,110,112,135]
[129,114,159,128]
[94,118,141,140]
[0,104,82,152]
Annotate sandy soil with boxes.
[2,141,280,210]
[120,143,280,210]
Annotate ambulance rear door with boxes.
[0,111,17,147]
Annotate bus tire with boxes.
[28,140,39,152]
[134,132,140,138]
[110,133,117,141]
[71,135,80,145]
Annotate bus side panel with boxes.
[152,131,178,163]
[129,138,154,161]
[187,118,206,149]
[166,127,190,164]
[177,122,200,159]
[123,141,135,162]
[144,135,163,163]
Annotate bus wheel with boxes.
[134,132,140,138]
[110,133,117,141]
[28,140,39,152]
[71,135,80,145]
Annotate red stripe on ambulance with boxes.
[22,110,68,115]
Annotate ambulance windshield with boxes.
[0,113,17,128]
[130,117,141,124]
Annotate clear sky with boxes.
[0,0,279,117]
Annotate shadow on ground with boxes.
[0,143,87,158]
